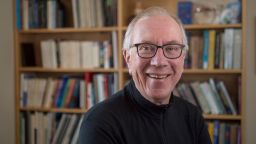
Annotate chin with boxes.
[147,89,171,99]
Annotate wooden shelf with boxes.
[184,24,242,30]
[183,69,242,74]
[20,107,87,113]
[121,24,242,31]
[122,68,242,74]
[203,114,242,120]
[19,67,119,73]
[19,107,242,120]
[18,27,118,34]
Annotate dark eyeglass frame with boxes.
[130,42,185,59]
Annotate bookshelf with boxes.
[14,0,247,143]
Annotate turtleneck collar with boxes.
[125,80,175,118]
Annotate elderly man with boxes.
[79,7,211,144]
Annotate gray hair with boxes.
[123,7,188,51]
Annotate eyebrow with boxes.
[139,40,182,45]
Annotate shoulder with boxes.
[79,90,130,143]
[83,89,130,125]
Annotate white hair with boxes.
[123,7,188,51]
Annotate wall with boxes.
[246,0,256,143]
[0,0,15,143]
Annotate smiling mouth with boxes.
[147,74,170,79]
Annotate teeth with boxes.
[148,74,168,79]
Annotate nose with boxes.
[150,48,168,66]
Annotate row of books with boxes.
[20,0,65,29]
[20,73,118,109]
[17,0,117,29]
[174,78,238,115]
[207,121,241,144]
[185,29,241,69]
[72,0,117,28]
[21,31,118,68]
[20,112,84,144]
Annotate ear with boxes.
[123,49,131,65]
[123,49,133,75]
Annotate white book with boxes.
[45,113,54,144]
[92,42,100,68]
[112,31,118,68]
[97,74,105,102]
[38,78,47,107]
[200,82,220,114]
[73,41,81,68]
[103,41,110,68]
[217,81,237,115]
[233,29,241,69]
[47,0,56,29]
[81,41,93,68]
[209,78,226,114]
[90,0,96,27]
[48,40,58,68]
[59,41,69,68]
[190,81,211,114]
[87,82,93,108]
[224,29,234,69]
[57,115,71,144]
[72,0,79,28]
[114,73,118,93]
[70,115,84,144]
[79,80,86,108]
[20,113,26,144]
[30,113,35,144]
[40,40,50,68]
[20,73,28,107]
[78,0,87,27]
[62,114,78,144]
[95,0,104,27]
[51,114,67,144]
[22,0,29,29]
[43,78,57,108]
[85,0,91,27]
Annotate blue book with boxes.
[55,77,68,107]
[213,120,220,144]
[177,1,193,24]
[16,0,21,30]
[69,80,80,108]
[203,30,209,69]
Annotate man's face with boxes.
[123,16,185,105]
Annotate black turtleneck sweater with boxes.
[79,80,211,144]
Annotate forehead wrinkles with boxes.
[131,16,182,44]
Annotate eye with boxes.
[138,44,156,52]
[164,45,180,52]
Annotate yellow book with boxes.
[208,30,216,70]
[208,121,214,143]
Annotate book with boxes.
[200,82,220,114]
[70,115,84,144]
[203,30,209,69]
[21,43,36,67]
[62,114,78,144]
[217,81,237,115]
[51,114,68,144]
[177,1,193,24]
[208,30,216,70]
[208,78,226,114]
[190,81,210,114]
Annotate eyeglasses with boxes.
[130,43,185,59]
